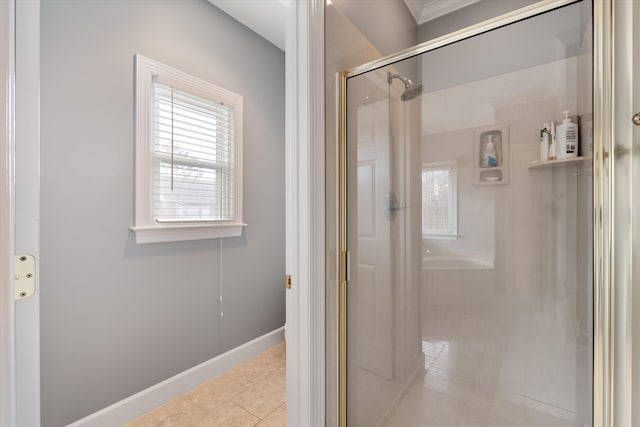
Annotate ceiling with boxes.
[208,0,483,51]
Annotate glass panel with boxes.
[345,2,593,426]
[152,82,235,221]
[422,163,457,237]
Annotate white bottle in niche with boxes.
[482,135,497,168]
[557,110,578,159]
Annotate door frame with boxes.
[285,0,326,426]
[336,0,616,426]
[0,0,17,425]
[1,0,41,425]
[1,0,328,426]
[607,0,640,425]
[13,0,41,425]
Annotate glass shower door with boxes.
[342,2,593,426]
[345,66,423,426]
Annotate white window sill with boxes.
[423,234,459,241]
[130,222,247,244]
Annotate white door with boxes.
[355,99,394,379]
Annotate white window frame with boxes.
[131,54,245,244]
[422,160,458,239]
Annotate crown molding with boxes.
[404,0,482,25]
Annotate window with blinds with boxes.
[422,161,457,237]
[133,54,244,243]
[152,83,235,222]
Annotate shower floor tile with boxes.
[384,368,580,427]
[382,330,582,427]
[124,342,286,427]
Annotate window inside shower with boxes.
[342,1,593,426]
[422,161,458,238]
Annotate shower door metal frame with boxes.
[336,0,614,426]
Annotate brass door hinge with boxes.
[285,274,292,290]
[15,254,36,300]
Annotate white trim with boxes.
[284,0,299,422]
[611,0,639,425]
[67,327,285,427]
[285,0,325,426]
[133,54,244,243]
[307,2,326,424]
[14,0,41,425]
[130,223,246,244]
[284,2,299,424]
[402,0,482,25]
[423,234,460,241]
[0,0,16,425]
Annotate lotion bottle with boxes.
[483,135,497,168]
[557,110,578,158]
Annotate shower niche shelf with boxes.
[473,125,509,186]
[528,156,585,169]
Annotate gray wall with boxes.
[40,1,285,425]
[418,2,584,94]
[331,0,417,56]
[417,0,539,41]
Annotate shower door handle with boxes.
[385,191,397,220]
[385,191,406,220]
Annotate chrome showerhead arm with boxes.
[386,71,414,88]
[387,71,423,101]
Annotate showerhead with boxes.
[400,83,423,101]
[387,72,423,101]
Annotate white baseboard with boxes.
[67,326,285,427]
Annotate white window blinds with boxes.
[422,163,457,236]
[152,82,235,222]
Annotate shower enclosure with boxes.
[337,1,595,426]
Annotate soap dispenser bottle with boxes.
[483,135,497,168]
[557,110,578,158]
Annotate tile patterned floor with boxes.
[380,302,590,427]
[125,342,286,427]
[383,339,580,427]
